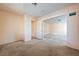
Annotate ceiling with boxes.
[0,3,73,18]
[44,15,67,23]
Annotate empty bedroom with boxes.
[0,3,79,56]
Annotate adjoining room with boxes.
[43,15,67,46]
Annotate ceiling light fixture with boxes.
[32,3,38,6]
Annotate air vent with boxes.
[69,12,76,16]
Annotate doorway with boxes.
[31,20,37,39]
[43,15,67,45]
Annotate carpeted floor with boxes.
[0,38,79,56]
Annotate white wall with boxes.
[24,15,32,41]
[67,12,79,50]
[50,23,67,36]
[36,20,44,39]
[43,22,51,35]
[0,10,24,45]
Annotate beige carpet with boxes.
[0,39,79,56]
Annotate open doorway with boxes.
[31,20,37,39]
[43,15,67,45]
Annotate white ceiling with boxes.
[0,3,73,18]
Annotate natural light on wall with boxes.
[50,22,67,36]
